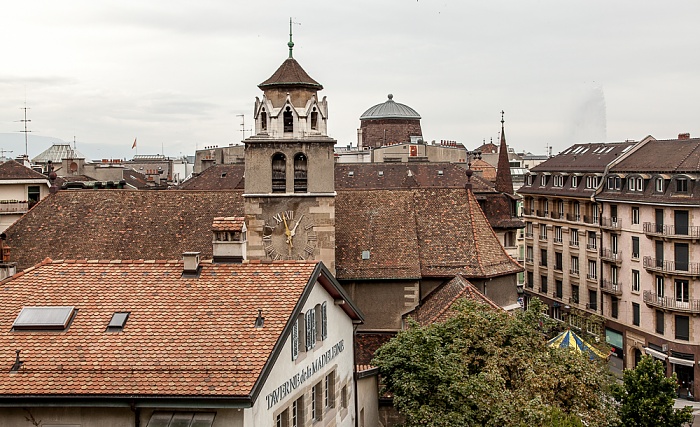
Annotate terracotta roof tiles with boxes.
[0,160,48,180]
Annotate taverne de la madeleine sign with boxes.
[266,340,345,409]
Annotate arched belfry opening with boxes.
[310,108,318,131]
[260,108,267,132]
[294,153,308,193]
[272,153,286,193]
[283,107,294,133]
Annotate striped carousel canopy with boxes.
[548,329,608,359]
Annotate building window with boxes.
[540,249,547,267]
[555,252,563,271]
[611,234,619,254]
[611,297,618,319]
[632,236,640,259]
[312,381,323,421]
[554,226,563,243]
[571,284,579,303]
[277,408,290,427]
[325,371,336,409]
[588,290,597,311]
[676,280,689,304]
[632,270,640,293]
[540,174,547,186]
[632,207,640,224]
[527,271,534,289]
[292,397,304,427]
[540,275,548,293]
[539,225,548,240]
[571,176,579,188]
[587,231,597,249]
[294,153,308,193]
[570,229,579,247]
[283,107,294,133]
[676,315,690,341]
[341,384,349,409]
[655,177,664,193]
[553,175,563,187]
[504,231,516,248]
[555,279,563,298]
[587,260,597,280]
[526,246,533,264]
[656,310,664,335]
[607,176,621,190]
[261,110,268,131]
[310,110,319,130]
[676,178,688,193]
[573,201,580,220]
[27,185,41,205]
[571,256,579,275]
[526,174,534,186]
[272,153,287,193]
[306,308,316,351]
[656,276,665,298]
[632,303,640,326]
[525,222,533,237]
[314,302,327,342]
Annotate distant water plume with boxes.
[569,84,607,143]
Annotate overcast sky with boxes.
[1,0,699,161]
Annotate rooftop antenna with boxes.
[288,17,301,58]
[236,114,252,141]
[17,102,31,158]
[0,149,13,160]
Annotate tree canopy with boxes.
[372,299,618,427]
[612,355,693,427]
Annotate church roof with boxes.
[360,94,421,120]
[258,58,323,90]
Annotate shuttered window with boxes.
[321,302,327,340]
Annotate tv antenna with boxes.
[17,103,31,157]
[236,114,252,141]
[0,148,13,159]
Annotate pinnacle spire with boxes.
[495,111,514,195]
[288,18,295,58]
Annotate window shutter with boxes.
[310,308,317,348]
[291,318,299,360]
[321,301,328,340]
[306,310,313,351]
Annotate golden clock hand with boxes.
[282,215,293,247]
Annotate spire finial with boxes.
[288,18,295,58]
[501,110,505,125]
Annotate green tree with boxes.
[612,355,693,427]
[372,299,618,427]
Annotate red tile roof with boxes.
[0,259,357,399]
[178,164,245,190]
[212,216,245,231]
[0,160,48,181]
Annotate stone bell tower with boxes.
[243,20,336,272]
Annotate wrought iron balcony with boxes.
[600,279,622,296]
[600,217,621,230]
[566,213,581,222]
[583,215,597,224]
[643,222,700,239]
[586,243,597,250]
[525,257,534,264]
[569,268,579,277]
[522,207,534,216]
[643,256,700,277]
[586,273,597,282]
[551,212,563,220]
[601,248,622,264]
[643,291,700,314]
[569,239,579,248]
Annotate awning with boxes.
[668,356,695,367]
[644,347,667,361]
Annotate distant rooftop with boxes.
[32,144,86,164]
[360,94,421,120]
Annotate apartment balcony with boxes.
[586,273,597,283]
[643,222,700,240]
[600,279,622,296]
[600,248,622,264]
[524,232,533,240]
[586,243,597,251]
[0,200,29,214]
[553,237,563,245]
[643,291,700,314]
[600,217,621,230]
[539,235,548,242]
[566,213,581,222]
[522,207,534,216]
[569,269,579,277]
[551,212,563,220]
[569,240,579,248]
[643,256,700,278]
[536,210,548,217]
[525,257,534,264]
[583,215,597,225]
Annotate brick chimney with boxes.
[212,217,247,263]
[678,133,690,140]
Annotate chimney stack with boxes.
[679,133,690,140]
[212,217,247,263]
[182,252,201,275]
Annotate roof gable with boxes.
[0,160,48,181]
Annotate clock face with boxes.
[263,210,317,260]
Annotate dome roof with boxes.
[360,94,421,120]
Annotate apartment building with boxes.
[596,135,700,399]
[519,142,637,332]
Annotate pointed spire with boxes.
[288,18,295,58]
[495,110,514,195]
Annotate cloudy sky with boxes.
[1,0,699,161]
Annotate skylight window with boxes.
[13,306,75,330]
[107,312,130,331]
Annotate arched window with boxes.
[260,109,267,132]
[283,107,294,133]
[294,153,307,193]
[272,153,286,193]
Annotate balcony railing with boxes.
[539,235,548,242]
[0,200,29,214]
[525,257,534,264]
[525,232,533,239]
[583,215,597,224]
[538,286,548,294]
[566,213,581,222]
[586,273,597,282]
[601,248,622,264]
[601,279,622,296]
[551,212,562,220]
[522,207,534,216]
[643,256,700,277]
[600,217,621,230]
[569,240,579,248]
[643,291,700,314]
[586,243,597,250]
[554,237,563,244]
[643,222,700,239]
[536,210,547,217]
[570,268,579,276]
[552,291,563,299]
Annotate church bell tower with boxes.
[244,21,336,272]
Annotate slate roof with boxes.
[404,275,502,326]
[531,142,636,173]
[610,138,700,173]
[178,164,245,190]
[495,123,514,195]
[0,160,48,181]
[335,188,522,280]
[4,190,244,270]
[0,259,341,398]
[258,58,323,90]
